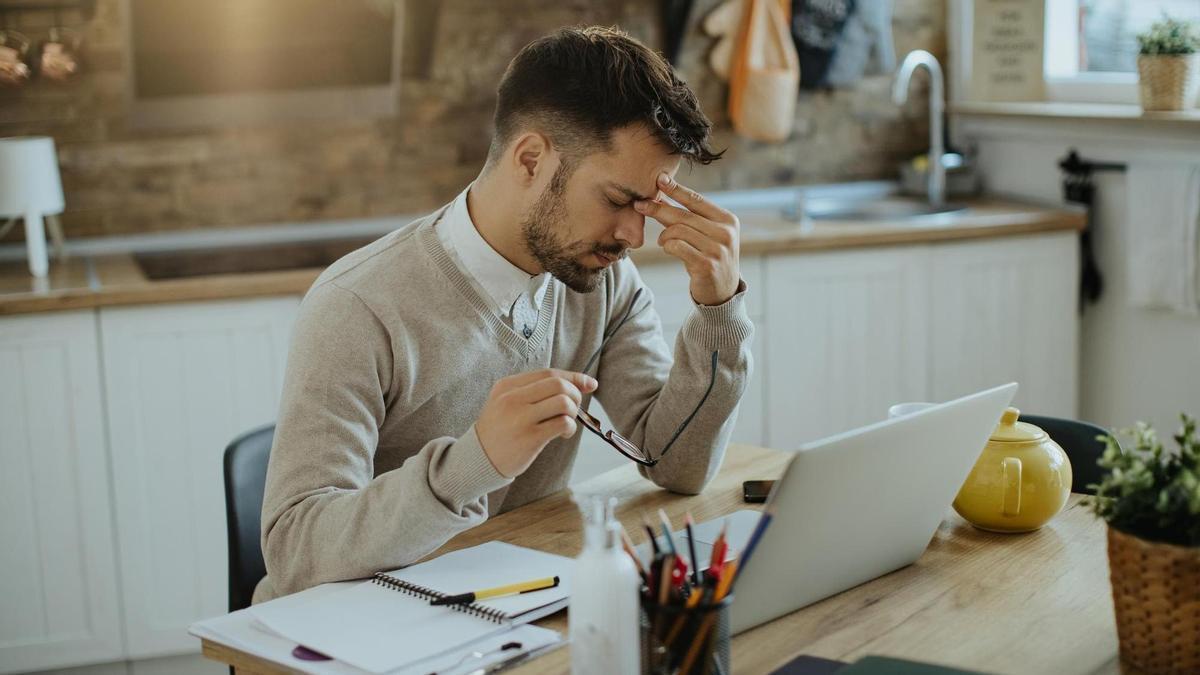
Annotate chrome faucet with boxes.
[892,50,945,207]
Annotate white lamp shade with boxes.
[0,136,65,217]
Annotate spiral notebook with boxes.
[251,541,571,674]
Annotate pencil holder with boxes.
[640,594,732,675]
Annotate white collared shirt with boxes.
[437,186,550,338]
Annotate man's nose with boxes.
[614,210,645,250]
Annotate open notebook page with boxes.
[250,541,572,674]
[383,541,572,619]
[252,580,498,673]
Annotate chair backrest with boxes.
[1020,414,1110,495]
[223,424,275,612]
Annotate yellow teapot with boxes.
[953,408,1072,532]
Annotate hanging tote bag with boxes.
[727,0,800,143]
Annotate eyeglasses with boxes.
[576,349,720,467]
[577,408,661,467]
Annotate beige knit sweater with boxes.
[253,205,754,603]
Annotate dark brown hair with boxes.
[487,26,722,169]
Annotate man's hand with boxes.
[635,172,741,306]
[475,368,598,478]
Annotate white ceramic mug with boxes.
[888,402,936,419]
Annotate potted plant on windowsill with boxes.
[1135,16,1200,111]
[1088,415,1200,674]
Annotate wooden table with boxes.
[202,445,1121,675]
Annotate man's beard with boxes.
[522,168,626,293]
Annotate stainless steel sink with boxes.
[134,236,375,280]
[708,182,969,228]
[804,196,966,221]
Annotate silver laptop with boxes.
[649,383,1018,635]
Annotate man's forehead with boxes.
[585,127,681,198]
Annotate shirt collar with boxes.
[439,185,550,317]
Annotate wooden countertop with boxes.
[201,444,1119,675]
[0,198,1084,316]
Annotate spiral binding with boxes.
[371,572,508,623]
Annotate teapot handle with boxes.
[1001,457,1022,516]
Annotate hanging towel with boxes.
[1125,162,1200,315]
[790,0,854,90]
[824,0,895,87]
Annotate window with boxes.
[950,0,1200,105]
[1045,0,1200,103]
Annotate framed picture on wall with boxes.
[967,0,1046,102]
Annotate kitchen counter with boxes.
[0,197,1083,316]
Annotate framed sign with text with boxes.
[969,0,1046,101]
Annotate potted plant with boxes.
[1135,16,1200,111]
[1087,414,1200,674]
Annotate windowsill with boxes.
[949,101,1200,128]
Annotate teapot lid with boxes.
[991,407,1046,443]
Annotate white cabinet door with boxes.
[928,233,1079,417]
[765,248,931,447]
[100,297,299,658]
[0,310,124,674]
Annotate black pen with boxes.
[642,514,661,555]
[685,512,701,587]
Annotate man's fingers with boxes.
[561,370,600,393]
[655,172,732,222]
[636,199,728,241]
[496,368,597,394]
[634,198,690,227]
[535,415,578,441]
[662,238,706,267]
[512,376,584,406]
[659,223,723,258]
[528,394,579,424]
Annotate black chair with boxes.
[1020,414,1111,495]
[223,424,275,613]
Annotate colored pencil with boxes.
[618,524,646,579]
[657,508,679,556]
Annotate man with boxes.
[255,26,754,603]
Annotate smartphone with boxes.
[742,479,776,504]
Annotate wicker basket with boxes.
[1137,54,1200,111]
[1107,526,1200,674]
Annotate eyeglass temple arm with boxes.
[581,287,647,376]
[579,286,721,463]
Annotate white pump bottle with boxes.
[569,495,641,675]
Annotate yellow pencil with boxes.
[430,575,559,606]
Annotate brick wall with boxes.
[0,0,944,240]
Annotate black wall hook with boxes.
[1058,149,1126,175]
[1057,149,1119,312]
